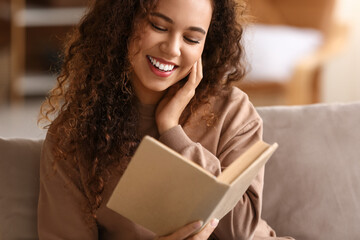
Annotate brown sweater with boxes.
[38,87,285,239]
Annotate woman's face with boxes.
[129,0,213,104]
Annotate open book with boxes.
[107,136,278,236]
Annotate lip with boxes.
[147,55,178,78]
[149,56,178,66]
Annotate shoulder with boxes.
[223,85,249,101]
[211,86,261,127]
[41,114,78,177]
[185,86,262,139]
[222,86,253,108]
[183,87,263,158]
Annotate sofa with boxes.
[1,102,360,240]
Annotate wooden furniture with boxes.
[235,0,348,106]
[9,0,86,103]
[0,0,10,104]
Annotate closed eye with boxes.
[150,21,200,45]
[184,37,200,44]
[150,22,167,32]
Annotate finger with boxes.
[190,219,218,240]
[188,61,198,85]
[196,57,203,86]
[165,221,203,240]
[158,59,201,120]
[182,61,200,95]
[188,58,202,88]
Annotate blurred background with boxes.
[0,0,359,138]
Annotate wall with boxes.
[322,0,360,103]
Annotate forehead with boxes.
[153,0,213,29]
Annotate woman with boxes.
[38,0,292,239]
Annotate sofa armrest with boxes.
[0,138,43,239]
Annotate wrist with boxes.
[157,120,178,135]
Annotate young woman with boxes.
[38,0,293,239]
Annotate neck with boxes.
[130,73,165,105]
[135,90,164,105]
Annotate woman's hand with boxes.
[155,219,219,240]
[156,58,203,135]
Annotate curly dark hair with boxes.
[39,0,249,219]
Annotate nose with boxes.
[159,35,181,58]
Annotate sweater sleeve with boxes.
[37,134,98,239]
[158,91,264,240]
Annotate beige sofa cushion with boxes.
[257,102,360,240]
[0,138,43,240]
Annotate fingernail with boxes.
[210,218,219,228]
[194,220,203,229]
[210,219,219,227]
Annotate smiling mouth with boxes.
[147,56,178,72]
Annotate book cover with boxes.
[107,136,278,236]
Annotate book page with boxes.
[217,141,270,184]
[209,142,278,221]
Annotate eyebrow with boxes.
[150,12,207,35]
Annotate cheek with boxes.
[175,50,202,81]
[129,28,154,56]
[128,38,142,67]
[182,47,204,70]
[139,27,161,50]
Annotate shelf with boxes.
[0,2,10,21]
[9,0,87,103]
[14,7,86,27]
[21,74,57,96]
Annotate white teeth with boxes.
[148,56,175,72]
